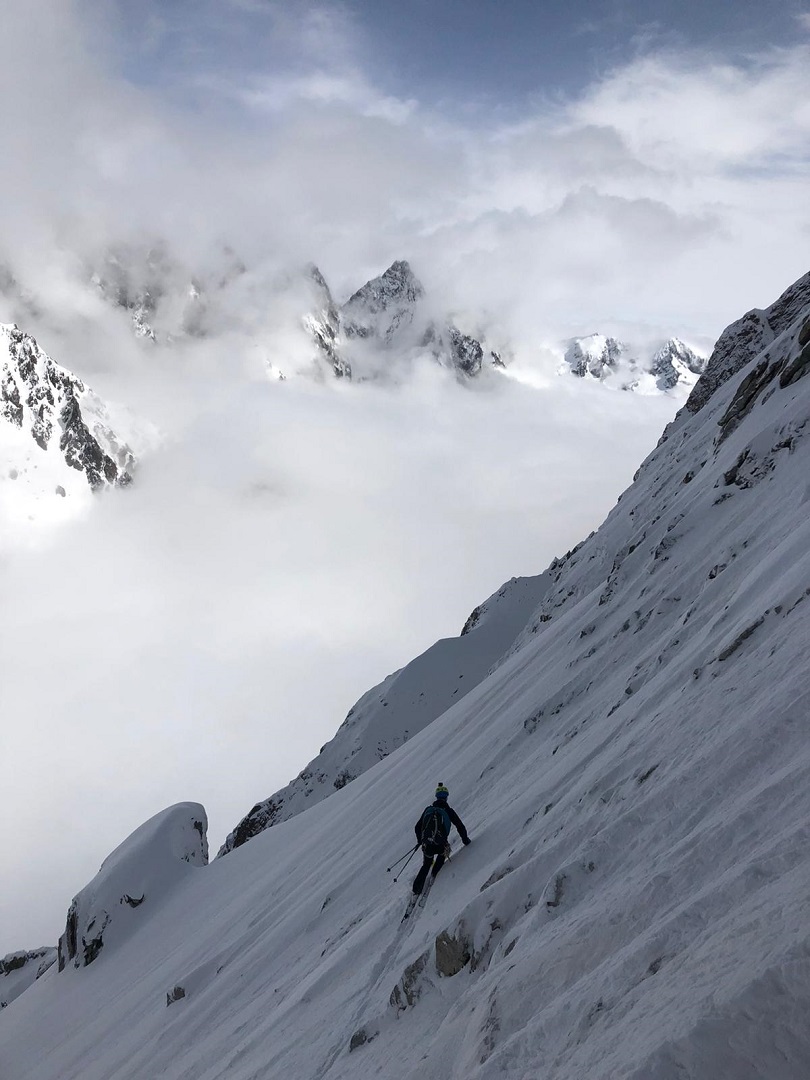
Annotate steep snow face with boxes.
[57,804,208,973]
[218,575,553,856]
[0,324,137,545]
[3,272,810,1080]
[0,949,56,1010]
[564,333,707,393]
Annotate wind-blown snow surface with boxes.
[219,574,552,855]
[3,273,810,1078]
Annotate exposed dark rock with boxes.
[461,605,482,636]
[389,950,430,1012]
[435,928,472,977]
[779,340,810,389]
[349,1026,376,1051]
[166,985,186,1006]
[58,899,79,972]
[446,326,484,376]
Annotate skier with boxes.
[412,783,470,895]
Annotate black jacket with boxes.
[414,800,469,845]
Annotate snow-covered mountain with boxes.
[563,333,707,392]
[0,949,56,1011]
[2,270,809,1079]
[1,324,137,542]
[342,259,425,344]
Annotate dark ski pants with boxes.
[412,847,449,894]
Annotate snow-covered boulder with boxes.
[218,574,551,855]
[1,948,57,1010]
[57,804,208,972]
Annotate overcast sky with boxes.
[1,0,809,954]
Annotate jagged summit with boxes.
[341,260,425,343]
[3,270,810,1078]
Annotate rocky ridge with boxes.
[1,323,134,490]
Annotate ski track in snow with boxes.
[2,276,810,1078]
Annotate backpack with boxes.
[420,805,451,854]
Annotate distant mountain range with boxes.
[83,245,705,391]
[563,333,707,392]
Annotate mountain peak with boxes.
[341,260,425,343]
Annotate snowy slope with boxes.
[219,574,553,855]
[2,271,810,1080]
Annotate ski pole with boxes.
[387,844,419,876]
[391,845,420,882]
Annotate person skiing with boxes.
[412,783,470,895]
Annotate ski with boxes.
[400,892,420,923]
